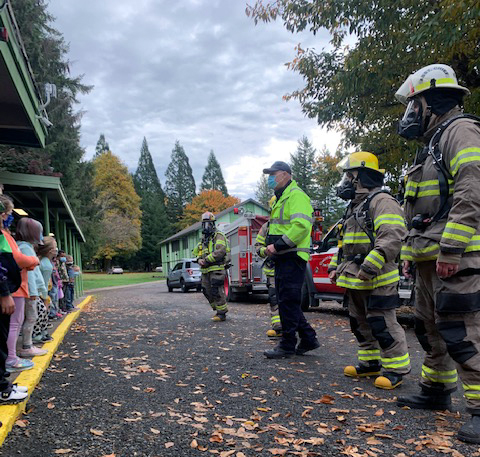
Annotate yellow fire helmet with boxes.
[336,151,385,175]
[395,64,470,106]
[201,211,216,222]
[268,195,277,211]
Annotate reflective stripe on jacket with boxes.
[403,109,480,263]
[193,231,229,273]
[268,180,313,261]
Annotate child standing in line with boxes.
[1,196,38,372]
[15,218,48,358]
[33,236,57,343]
[65,255,76,312]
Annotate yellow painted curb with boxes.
[0,295,94,446]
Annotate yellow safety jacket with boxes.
[266,180,313,261]
[193,231,230,274]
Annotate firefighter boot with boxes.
[266,329,282,338]
[344,361,381,378]
[397,389,452,410]
[458,415,480,444]
[264,345,295,359]
[212,314,226,322]
[374,372,403,390]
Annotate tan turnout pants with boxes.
[347,289,410,374]
[201,270,227,315]
[415,261,480,413]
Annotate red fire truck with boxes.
[301,211,345,311]
[222,213,269,302]
[223,208,346,306]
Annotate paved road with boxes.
[0,282,475,456]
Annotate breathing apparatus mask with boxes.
[398,97,430,140]
[202,221,215,237]
[336,172,357,201]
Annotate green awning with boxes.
[0,1,48,148]
[0,171,85,242]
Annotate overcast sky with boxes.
[47,0,341,200]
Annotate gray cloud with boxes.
[47,0,341,199]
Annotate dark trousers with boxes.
[275,256,317,351]
[0,312,11,391]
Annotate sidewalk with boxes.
[0,295,93,446]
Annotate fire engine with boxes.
[301,208,413,311]
[221,211,269,302]
[301,209,345,311]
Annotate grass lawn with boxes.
[83,272,165,291]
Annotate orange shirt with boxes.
[1,229,39,298]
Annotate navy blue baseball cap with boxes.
[262,161,291,174]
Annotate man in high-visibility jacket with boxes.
[193,212,229,322]
[262,161,319,358]
[328,152,410,390]
[395,64,480,443]
[255,196,282,338]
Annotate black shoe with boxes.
[42,334,54,342]
[397,390,452,410]
[264,346,295,359]
[458,415,480,444]
[296,338,320,355]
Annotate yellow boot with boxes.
[374,372,403,390]
[212,314,226,322]
[266,329,282,338]
[344,363,381,378]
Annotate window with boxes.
[172,240,180,251]
[173,263,182,271]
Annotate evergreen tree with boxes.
[290,136,316,196]
[134,138,162,195]
[164,141,196,225]
[313,148,345,229]
[133,137,170,270]
[95,134,110,157]
[254,174,273,208]
[200,150,228,196]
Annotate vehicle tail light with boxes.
[186,268,193,275]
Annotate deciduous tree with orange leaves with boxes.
[179,190,240,229]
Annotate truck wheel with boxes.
[225,274,239,302]
[197,285,202,292]
[301,281,311,311]
[167,279,173,292]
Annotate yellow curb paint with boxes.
[0,295,94,447]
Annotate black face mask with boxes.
[336,175,356,201]
[398,99,425,140]
[202,222,215,236]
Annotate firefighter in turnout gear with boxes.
[193,212,229,322]
[395,64,480,444]
[255,196,282,338]
[262,161,319,359]
[328,152,410,390]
